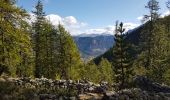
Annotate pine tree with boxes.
[167,0,170,10]
[137,0,170,83]
[48,24,60,79]
[40,21,57,79]
[32,0,46,78]
[166,0,170,32]
[32,1,82,79]
[0,0,33,76]
[147,23,170,82]
[83,61,100,83]
[98,58,113,84]
[143,0,160,68]
[113,22,134,90]
[57,24,82,80]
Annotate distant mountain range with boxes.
[73,34,114,60]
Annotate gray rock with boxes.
[134,76,170,93]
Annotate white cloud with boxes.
[123,23,140,32]
[85,22,139,35]
[137,16,143,21]
[85,28,107,34]
[64,16,77,25]
[46,14,63,25]
[29,13,87,35]
[137,10,170,22]
[26,13,36,25]
[45,14,87,35]
[161,10,170,18]
[29,13,139,36]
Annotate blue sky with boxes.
[17,0,169,35]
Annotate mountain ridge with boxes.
[73,34,114,60]
[93,15,170,64]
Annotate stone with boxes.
[0,77,5,82]
[133,76,170,93]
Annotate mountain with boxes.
[93,24,145,64]
[73,34,114,60]
[93,15,170,64]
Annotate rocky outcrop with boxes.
[102,88,170,100]
[134,76,170,93]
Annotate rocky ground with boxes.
[0,76,170,100]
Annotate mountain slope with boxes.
[93,25,144,64]
[73,34,114,60]
[93,15,170,64]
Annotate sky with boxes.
[17,0,170,35]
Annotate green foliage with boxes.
[32,0,47,78]
[56,24,82,80]
[98,58,114,84]
[164,68,170,85]
[136,0,170,83]
[83,62,100,83]
[141,0,160,68]
[0,0,33,77]
[112,22,134,90]
[32,0,83,79]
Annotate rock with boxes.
[39,94,57,99]
[89,86,94,92]
[102,93,110,100]
[39,94,49,99]
[0,77,5,82]
[164,93,170,97]
[133,76,170,93]
[69,96,77,100]
[1,77,170,100]
[94,86,105,93]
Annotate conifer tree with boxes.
[147,23,170,82]
[167,0,170,10]
[0,0,33,76]
[113,22,134,90]
[138,0,170,83]
[40,21,57,79]
[143,0,160,68]
[32,0,46,78]
[48,24,60,79]
[166,0,170,32]
[57,24,82,80]
[98,58,113,84]
[83,61,100,83]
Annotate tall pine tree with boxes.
[144,0,160,68]
[57,24,82,80]
[32,0,46,78]
[136,0,170,83]
[113,22,134,90]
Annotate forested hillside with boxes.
[94,11,170,85]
